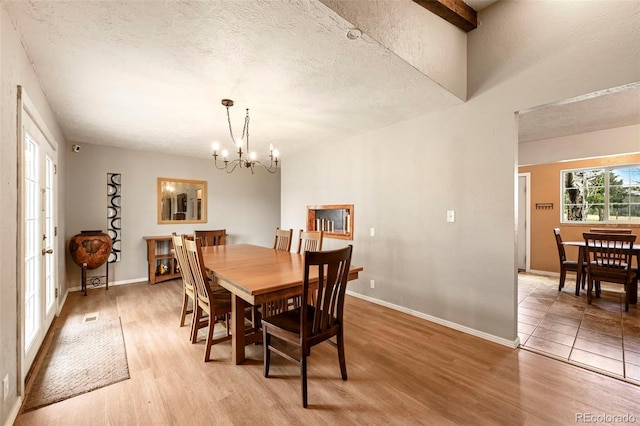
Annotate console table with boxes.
[143,235,180,284]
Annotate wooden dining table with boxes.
[201,243,363,364]
[562,240,640,303]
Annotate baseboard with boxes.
[346,290,519,349]
[3,396,22,426]
[57,287,69,316]
[68,277,148,293]
[527,269,560,277]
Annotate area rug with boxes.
[22,317,130,412]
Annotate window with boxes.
[561,165,640,223]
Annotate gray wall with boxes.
[281,0,640,343]
[1,5,67,422]
[65,143,281,289]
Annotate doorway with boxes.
[18,87,59,386]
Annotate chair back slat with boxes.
[301,246,352,338]
[194,229,227,247]
[273,227,293,252]
[589,228,633,234]
[583,232,636,281]
[553,228,567,262]
[172,233,195,293]
[184,237,213,306]
[296,230,323,254]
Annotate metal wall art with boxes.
[107,173,122,262]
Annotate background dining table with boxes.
[562,240,640,303]
[201,243,363,364]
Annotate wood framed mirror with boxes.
[157,178,207,224]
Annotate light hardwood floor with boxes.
[16,279,640,425]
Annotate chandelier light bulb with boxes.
[236,138,243,148]
[273,149,279,158]
[250,151,257,161]
[269,143,274,152]
[212,142,219,152]
[222,149,229,158]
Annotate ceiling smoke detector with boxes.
[346,28,361,40]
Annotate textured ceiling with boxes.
[4,0,634,158]
[2,0,464,160]
[518,82,640,143]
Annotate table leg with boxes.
[231,295,247,365]
[575,246,585,297]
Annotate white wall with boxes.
[281,0,640,343]
[65,143,281,288]
[519,124,640,166]
[0,5,67,423]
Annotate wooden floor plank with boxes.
[15,280,640,425]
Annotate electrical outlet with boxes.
[370,279,375,289]
[3,374,8,401]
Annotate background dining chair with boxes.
[296,230,323,254]
[553,228,586,291]
[261,245,353,408]
[583,232,637,312]
[172,233,197,338]
[184,236,232,361]
[589,228,633,234]
[273,227,293,252]
[194,229,227,246]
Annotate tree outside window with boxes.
[562,165,640,223]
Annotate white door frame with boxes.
[517,172,531,272]
[17,86,60,391]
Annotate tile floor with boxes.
[518,273,640,384]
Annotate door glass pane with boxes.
[24,135,39,350]
[44,155,55,311]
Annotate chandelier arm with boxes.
[226,106,236,144]
[225,160,241,174]
[254,160,278,174]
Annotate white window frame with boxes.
[560,163,640,224]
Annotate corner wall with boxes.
[519,153,640,274]
[1,5,67,424]
[281,0,640,343]
[64,143,281,288]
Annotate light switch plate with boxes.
[447,210,455,223]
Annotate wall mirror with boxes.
[157,178,207,224]
[306,204,353,240]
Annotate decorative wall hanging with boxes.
[107,173,122,262]
[535,203,554,210]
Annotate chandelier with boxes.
[211,99,279,174]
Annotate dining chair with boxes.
[184,236,233,361]
[261,245,353,408]
[194,229,227,247]
[273,227,293,252]
[553,228,586,291]
[172,233,197,338]
[583,232,637,312]
[296,230,323,254]
[589,228,633,234]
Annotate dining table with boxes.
[201,243,363,365]
[562,240,640,303]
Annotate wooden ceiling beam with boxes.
[412,0,477,32]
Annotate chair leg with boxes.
[558,269,566,291]
[624,282,630,312]
[204,316,215,362]
[587,275,593,305]
[301,346,308,408]
[581,267,587,289]
[179,293,189,327]
[263,327,271,377]
[337,329,348,381]
[191,306,202,344]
